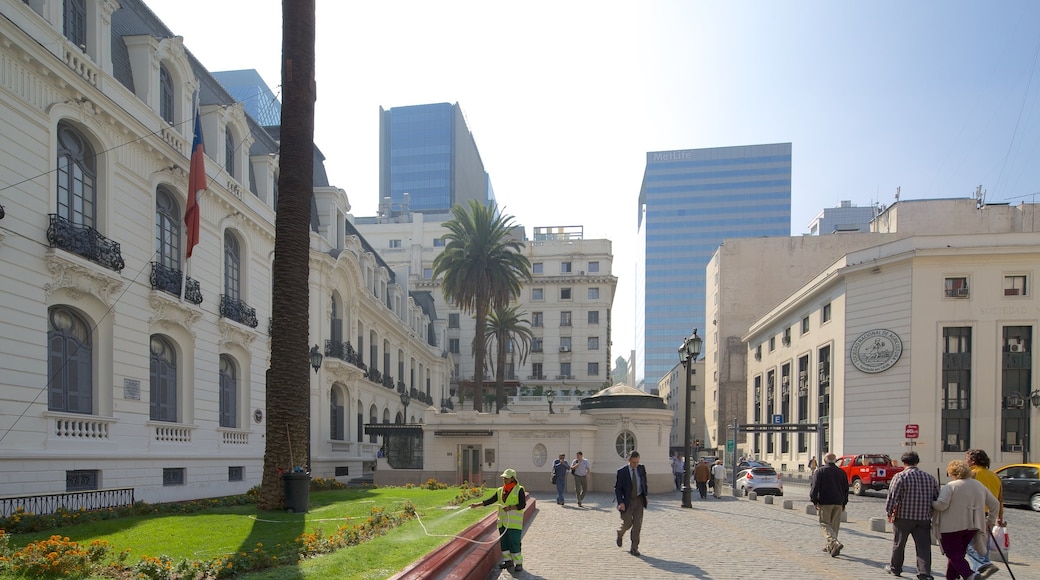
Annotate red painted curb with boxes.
[390,498,537,580]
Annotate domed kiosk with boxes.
[376,383,674,493]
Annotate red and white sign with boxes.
[905,424,919,439]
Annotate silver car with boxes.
[736,466,784,496]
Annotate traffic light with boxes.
[694,439,701,450]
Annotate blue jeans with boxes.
[555,476,566,502]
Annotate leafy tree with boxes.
[433,200,530,411]
[259,0,315,511]
[483,304,534,412]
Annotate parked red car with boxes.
[836,454,903,495]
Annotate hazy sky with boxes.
[146,0,1040,363]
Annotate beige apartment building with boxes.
[657,360,706,455]
[353,216,618,407]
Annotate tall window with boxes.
[155,187,181,270]
[942,327,971,452]
[369,405,378,443]
[531,337,543,352]
[1001,326,1031,453]
[224,128,235,177]
[561,261,572,273]
[57,122,96,227]
[588,336,599,350]
[219,355,237,428]
[449,338,460,354]
[448,313,460,328]
[531,312,543,327]
[821,303,832,323]
[588,311,599,324]
[560,311,572,326]
[560,362,571,377]
[588,362,599,376]
[532,362,543,378]
[560,336,572,351]
[224,232,241,300]
[588,288,599,300]
[330,386,345,441]
[149,335,177,422]
[48,306,92,414]
[63,0,86,48]
[330,294,342,343]
[159,64,174,124]
[818,345,831,451]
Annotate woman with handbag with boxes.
[932,460,1000,579]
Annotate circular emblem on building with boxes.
[253,408,264,423]
[850,329,903,373]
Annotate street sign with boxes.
[739,423,818,433]
[905,424,919,439]
[726,439,734,453]
[772,414,783,424]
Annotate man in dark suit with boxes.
[614,450,648,556]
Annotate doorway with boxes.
[458,444,482,486]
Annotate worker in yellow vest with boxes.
[470,468,527,571]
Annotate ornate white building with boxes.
[0,0,446,505]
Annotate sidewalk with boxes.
[486,489,1036,580]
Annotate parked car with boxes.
[736,466,783,496]
[836,454,903,495]
[736,459,772,471]
[994,463,1040,512]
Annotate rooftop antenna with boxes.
[894,186,900,203]
[974,185,986,209]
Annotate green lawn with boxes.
[2,487,492,579]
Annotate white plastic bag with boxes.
[988,524,1010,558]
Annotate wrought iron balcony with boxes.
[367,367,382,384]
[149,262,203,304]
[47,214,125,272]
[382,374,395,389]
[325,340,361,366]
[219,294,258,328]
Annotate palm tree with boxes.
[483,304,534,413]
[433,200,530,411]
[259,0,315,511]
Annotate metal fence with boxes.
[0,488,135,517]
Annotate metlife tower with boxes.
[635,143,791,389]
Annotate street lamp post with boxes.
[400,389,411,423]
[678,329,703,509]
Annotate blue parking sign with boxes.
[772,414,783,424]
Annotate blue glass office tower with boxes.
[379,102,493,214]
[635,143,792,388]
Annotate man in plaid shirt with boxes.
[884,451,939,579]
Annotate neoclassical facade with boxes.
[0,0,446,504]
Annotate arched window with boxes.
[149,335,177,422]
[225,127,235,177]
[394,411,403,424]
[63,0,86,48]
[223,232,241,301]
[330,293,342,344]
[369,404,378,443]
[159,64,174,125]
[56,122,96,227]
[219,355,237,428]
[330,386,345,441]
[155,187,180,271]
[357,399,363,442]
[48,306,92,413]
[382,408,390,424]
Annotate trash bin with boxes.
[283,472,310,513]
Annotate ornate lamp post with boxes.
[546,389,556,414]
[678,329,702,509]
[400,389,411,423]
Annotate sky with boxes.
[145,0,1040,365]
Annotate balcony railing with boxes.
[219,295,258,328]
[47,214,125,272]
[149,262,203,304]
[0,487,134,517]
[325,340,362,366]
[367,367,382,385]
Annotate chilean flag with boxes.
[185,99,206,259]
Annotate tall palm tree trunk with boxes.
[259,0,316,511]
[472,299,487,411]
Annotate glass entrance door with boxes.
[458,444,482,486]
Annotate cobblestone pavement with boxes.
[486,481,1040,580]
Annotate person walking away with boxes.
[965,449,1005,577]
[470,468,527,572]
[671,452,684,491]
[571,451,591,507]
[694,458,711,499]
[552,453,569,505]
[808,456,818,474]
[932,460,999,580]
[810,452,850,557]
[615,450,648,556]
[884,451,939,579]
[711,459,727,498]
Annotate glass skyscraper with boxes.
[378,102,493,214]
[635,143,792,387]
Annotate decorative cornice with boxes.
[148,294,203,336]
[45,254,124,306]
